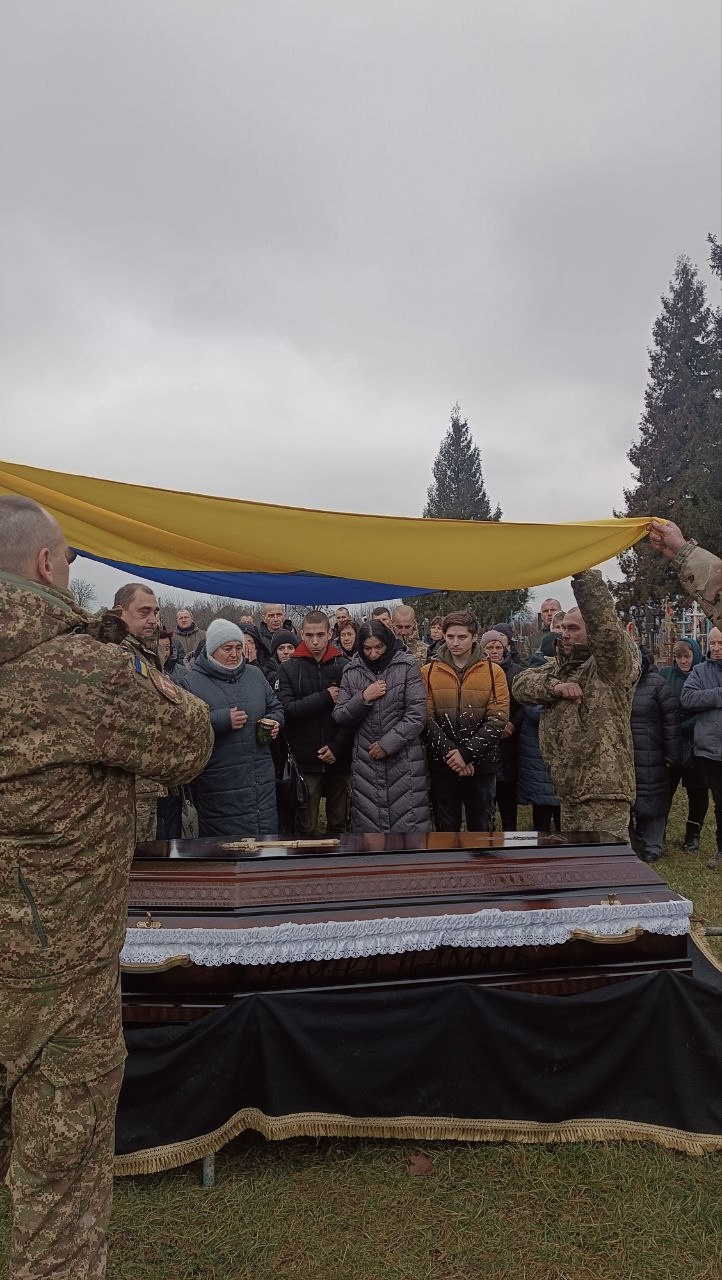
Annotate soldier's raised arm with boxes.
[512,658,560,706]
[673,544,722,628]
[94,648,214,784]
[647,520,722,630]
[572,570,639,688]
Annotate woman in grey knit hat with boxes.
[178,619,284,837]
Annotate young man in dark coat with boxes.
[277,611,352,836]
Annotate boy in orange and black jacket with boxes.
[421,609,509,832]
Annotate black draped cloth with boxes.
[116,962,722,1173]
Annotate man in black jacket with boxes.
[277,611,352,836]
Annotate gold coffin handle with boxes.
[570,927,644,945]
[121,954,193,974]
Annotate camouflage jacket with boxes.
[671,541,722,630]
[0,572,214,990]
[404,636,429,666]
[120,630,166,802]
[512,571,640,804]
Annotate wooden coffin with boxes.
[122,832,692,1023]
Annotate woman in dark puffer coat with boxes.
[659,639,709,850]
[630,649,683,862]
[333,620,430,832]
[179,619,284,838]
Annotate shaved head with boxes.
[391,604,418,641]
[560,606,587,653]
[540,597,563,626]
[0,495,70,588]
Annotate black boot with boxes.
[682,821,701,851]
[707,850,722,870]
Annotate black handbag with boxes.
[680,734,694,772]
[279,751,309,807]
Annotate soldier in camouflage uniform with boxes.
[0,496,214,1280]
[512,570,640,842]
[112,583,167,842]
[391,605,428,666]
[647,519,722,630]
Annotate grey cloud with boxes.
[0,0,719,600]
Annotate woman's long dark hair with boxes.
[356,620,397,673]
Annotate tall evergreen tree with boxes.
[701,233,722,531]
[405,403,528,627]
[615,253,720,609]
[423,403,502,521]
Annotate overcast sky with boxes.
[1,1,719,611]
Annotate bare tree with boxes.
[69,577,97,609]
[156,592,185,631]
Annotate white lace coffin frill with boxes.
[121,898,693,969]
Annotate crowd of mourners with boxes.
[2,492,722,1280]
[126,572,722,869]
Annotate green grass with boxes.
[1,792,720,1279]
[3,1138,719,1280]
[639,788,722,965]
[103,1138,721,1280]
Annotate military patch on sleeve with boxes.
[133,656,149,678]
[147,667,182,703]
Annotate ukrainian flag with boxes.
[0,460,650,603]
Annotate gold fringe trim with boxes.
[114,1109,722,1176]
[120,955,192,974]
[690,922,722,974]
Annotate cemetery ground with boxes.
[1,791,720,1280]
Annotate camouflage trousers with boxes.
[0,963,126,1280]
[561,800,631,844]
[134,796,158,842]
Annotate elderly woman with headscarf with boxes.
[659,638,709,851]
[178,619,283,838]
[333,620,430,832]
